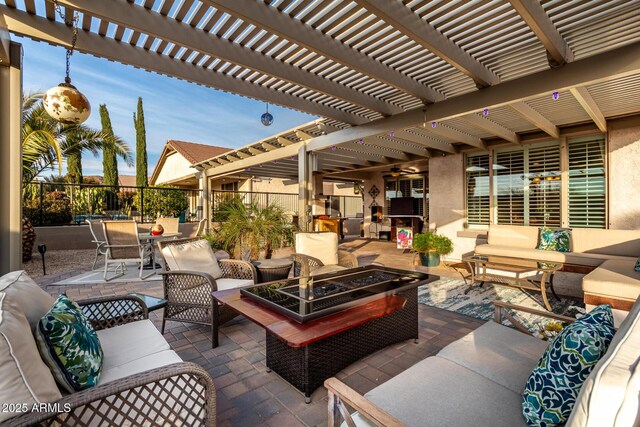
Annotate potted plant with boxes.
[413,232,453,267]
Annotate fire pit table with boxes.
[212,265,437,402]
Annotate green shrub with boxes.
[24,191,72,225]
[412,232,453,255]
[134,185,189,219]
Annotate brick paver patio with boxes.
[35,239,483,426]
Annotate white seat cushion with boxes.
[437,321,548,394]
[582,259,640,301]
[295,232,339,266]
[0,270,54,331]
[474,243,626,267]
[0,293,62,422]
[161,239,223,279]
[99,349,183,384]
[567,296,640,427]
[215,278,254,291]
[355,356,527,427]
[97,320,171,371]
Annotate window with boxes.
[221,181,238,191]
[465,136,607,229]
[494,144,561,227]
[568,136,606,228]
[466,154,490,225]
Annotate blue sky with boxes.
[17,36,315,178]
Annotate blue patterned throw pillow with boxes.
[35,294,103,392]
[635,257,640,272]
[537,227,572,252]
[522,305,614,426]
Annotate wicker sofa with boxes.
[325,297,640,426]
[0,271,216,426]
[475,224,640,325]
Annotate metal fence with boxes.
[211,190,363,220]
[24,182,201,226]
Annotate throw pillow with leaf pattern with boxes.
[537,227,572,252]
[35,294,103,392]
[522,305,614,426]
[635,257,640,272]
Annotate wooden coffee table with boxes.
[462,255,562,311]
[212,268,436,402]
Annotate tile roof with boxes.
[167,140,231,165]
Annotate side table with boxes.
[252,259,293,283]
[128,293,168,312]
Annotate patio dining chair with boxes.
[86,219,107,270]
[155,217,180,234]
[292,232,358,277]
[102,220,154,281]
[157,238,257,346]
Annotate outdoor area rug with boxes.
[418,277,585,335]
[52,265,163,286]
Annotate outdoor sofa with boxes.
[475,224,640,325]
[0,270,216,426]
[325,297,640,426]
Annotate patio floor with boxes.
[34,239,484,426]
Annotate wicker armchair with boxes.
[292,232,358,277]
[4,296,216,427]
[157,238,257,347]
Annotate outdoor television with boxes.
[390,197,414,216]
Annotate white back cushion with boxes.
[295,232,339,266]
[0,270,54,332]
[161,239,224,279]
[487,224,539,248]
[0,293,61,422]
[567,296,640,427]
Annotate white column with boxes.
[298,144,311,231]
[197,171,210,230]
[0,41,23,274]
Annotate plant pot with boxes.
[418,252,441,267]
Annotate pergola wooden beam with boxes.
[296,130,315,141]
[509,101,559,139]
[1,6,368,125]
[207,0,443,103]
[276,137,295,146]
[0,11,10,65]
[304,38,640,153]
[392,129,457,153]
[374,136,429,157]
[58,0,401,120]
[461,113,521,145]
[569,86,607,132]
[508,0,574,66]
[354,0,499,88]
[429,123,486,149]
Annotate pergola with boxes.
[2,0,640,273]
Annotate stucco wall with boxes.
[428,154,479,260]
[154,152,195,185]
[608,117,640,229]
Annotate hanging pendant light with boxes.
[261,102,274,126]
[43,1,91,124]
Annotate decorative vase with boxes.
[418,252,440,267]
[151,224,164,236]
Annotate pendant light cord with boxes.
[51,0,79,85]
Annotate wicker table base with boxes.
[265,288,418,402]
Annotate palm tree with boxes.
[21,93,133,260]
[21,93,132,184]
[216,199,294,261]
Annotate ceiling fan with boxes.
[389,165,415,177]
